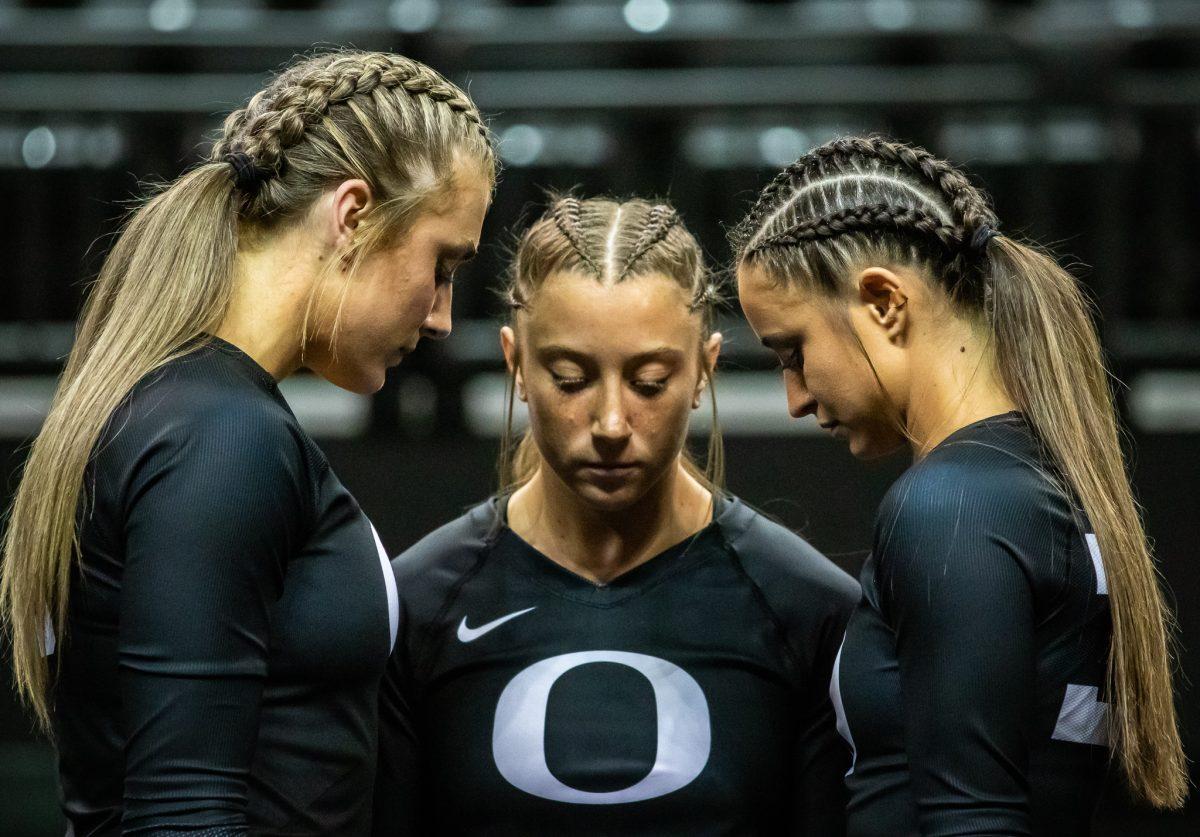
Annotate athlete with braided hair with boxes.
[373,196,859,835]
[0,51,494,835]
[733,136,1187,835]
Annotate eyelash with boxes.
[435,264,454,285]
[779,348,803,371]
[551,375,669,397]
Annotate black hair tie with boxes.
[222,151,271,194]
[966,223,1001,258]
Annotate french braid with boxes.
[212,52,489,186]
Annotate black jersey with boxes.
[52,337,399,836]
[373,494,860,836]
[834,413,1112,836]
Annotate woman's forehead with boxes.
[520,271,700,346]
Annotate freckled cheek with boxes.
[632,401,691,457]
[527,396,589,454]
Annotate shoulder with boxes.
[718,495,860,617]
[113,354,301,458]
[391,499,498,610]
[872,430,1080,611]
[92,354,313,521]
[877,434,1071,551]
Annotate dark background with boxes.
[1,0,1198,834]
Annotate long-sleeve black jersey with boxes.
[834,413,1112,837]
[373,494,860,836]
[52,337,399,836]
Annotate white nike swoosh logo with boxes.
[457,606,537,643]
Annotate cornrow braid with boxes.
[618,204,680,279]
[814,135,997,233]
[751,203,964,255]
[731,159,808,251]
[551,197,602,277]
[689,281,723,313]
[212,53,487,178]
[734,134,1008,309]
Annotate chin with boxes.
[318,363,387,395]
[847,430,906,461]
[572,479,647,513]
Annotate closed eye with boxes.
[632,379,668,397]
[551,373,587,393]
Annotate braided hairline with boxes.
[814,136,997,231]
[213,54,488,174]
[749,203,964,256]
[618,205,680,280]
[739,135,998,259]
[551,198,603,278]
[620,204,715,318]
[733,160,807,251]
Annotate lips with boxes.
[819,420,844,438]
[579,462,642,482]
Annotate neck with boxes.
[214,229,321,381]
[507,460,714,585]
[904,328,1017,458]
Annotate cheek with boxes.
[634,395,693,452]
[395,277,435,327]
[526,389,586,447]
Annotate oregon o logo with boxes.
[492,650,711,804]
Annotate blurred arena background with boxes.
[1,0,1198,833]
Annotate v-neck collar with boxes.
[491,494,727,607]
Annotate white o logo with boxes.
[492,650,711,804]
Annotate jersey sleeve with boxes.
[876,463,1051,836]
[787,560,857,835]
[115,401,307,833]
[721,500,859,835]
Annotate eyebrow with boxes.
[536,345,686,364]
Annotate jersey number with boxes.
[1051,534,1110,746]
[492,651,712,804]
[832,532,1112,771]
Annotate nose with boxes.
[783,369,817,419]
[420,283,453,341]
[591,380,632,446]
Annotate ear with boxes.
[499,326,526,401]
[857,267,909,344]
[694,331,723,409]
[325,179,374,254]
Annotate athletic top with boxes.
[52,337,399,837]
[834,413,1113,837]
[373,493,860,836]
